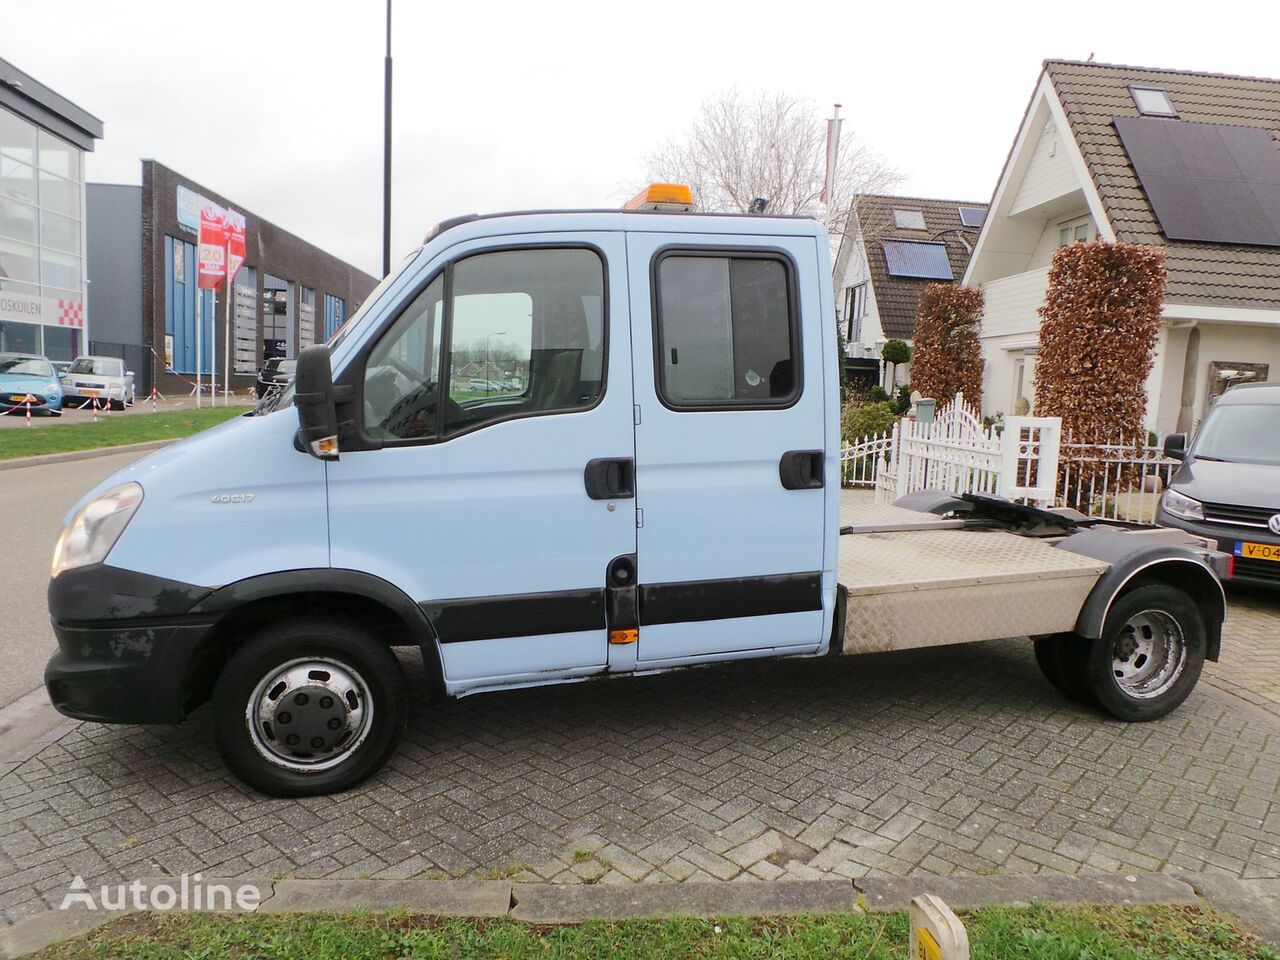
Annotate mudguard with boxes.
[1054,526,1228,658]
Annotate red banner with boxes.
[197,203,228,289]
[226,210,246,283]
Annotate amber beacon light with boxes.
[623,183,695,211]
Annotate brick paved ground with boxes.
[3,588,1278,926]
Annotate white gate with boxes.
[870,394,1061,506]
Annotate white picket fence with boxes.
[840,395,1178,521]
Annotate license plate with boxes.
[83,389,100,396]
[1235,541,1280,562]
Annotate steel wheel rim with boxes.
[1111,608,1186,699]
[245,657,375,772]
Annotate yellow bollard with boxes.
[910,894,969,960]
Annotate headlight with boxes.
[52,482,144,577]
[1161,488,1204,522]
[45,382,59,392]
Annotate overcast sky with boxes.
[8,1,1279,278]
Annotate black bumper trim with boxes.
[45,617,218,724]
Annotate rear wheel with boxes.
[1085,583,1205,721]
[1033,633,1095,704]
[212,617,407,796]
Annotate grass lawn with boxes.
[0,408,245,460]
[27,904,1277,960]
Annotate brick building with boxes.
[88,161,377,396]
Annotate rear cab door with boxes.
[620,220,837,668]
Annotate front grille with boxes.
[1203,501,1278,527]
[1232,556,1280,583]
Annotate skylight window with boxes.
[1129,86,1178,118]
[892,209,927,230]
[957,206,986,228]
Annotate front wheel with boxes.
[1084,583,1206,722]
[212,618,407,796]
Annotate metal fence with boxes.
[1057,431,1179,523]
[841,400,1176,521]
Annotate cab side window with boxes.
[654,252,798,408]
[361,247,605,443]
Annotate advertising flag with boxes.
[197,202,228,289]
[226,210,246,283]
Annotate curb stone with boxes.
[854,873,1199,912]
[2,873,1277,958]
[263,879,512,916]
[0,440,174,472]
[509,879,857,923]
[1184,876,1280,947]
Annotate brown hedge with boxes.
[910,284,984,408]
[1033,241,1166,441]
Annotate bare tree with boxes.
[643,90,900,239]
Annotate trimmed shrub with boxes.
[1033,240,1166,438]
[910,284,984,407]
[1034,240,1166,506]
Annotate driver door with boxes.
[325,236,638,693]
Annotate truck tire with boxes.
[212,618,407,797]
[1033,633,1095,705]
[1084,583,1206,722]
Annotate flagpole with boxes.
[224,234,232,404]
[210,287,217,407]
[195,293,203,409]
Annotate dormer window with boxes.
[1129,86,1178,118]
[892,209,926,230]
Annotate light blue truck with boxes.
[46,192,1230,796]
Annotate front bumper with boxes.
[1,393,61,413]
[1155,509,1280,586]
[45,564,216,724]
[46,620,217,723]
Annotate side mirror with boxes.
[294,345,340,460]
[1163,433,1187,461]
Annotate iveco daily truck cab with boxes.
[46,185,1229,796]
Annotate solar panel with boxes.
[958,206,987,228]
[881,240,953,280]
[1114,116,1280,247]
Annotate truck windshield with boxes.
[1193,403,1280,466]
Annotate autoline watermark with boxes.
[60,874,261,911]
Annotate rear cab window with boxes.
[652,251,799,409]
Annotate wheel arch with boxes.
[1076,558,1224,661]
[185,569,445,711]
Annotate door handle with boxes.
[779,450,824,490]
[584,458,635,500]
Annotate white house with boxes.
[833,194,986,390]
[965,59,1280,433]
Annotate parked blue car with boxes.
[0,353,64,416]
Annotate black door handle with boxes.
[584,458,635,500]
[779,450,824,490]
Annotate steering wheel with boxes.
[379,378,465,439]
